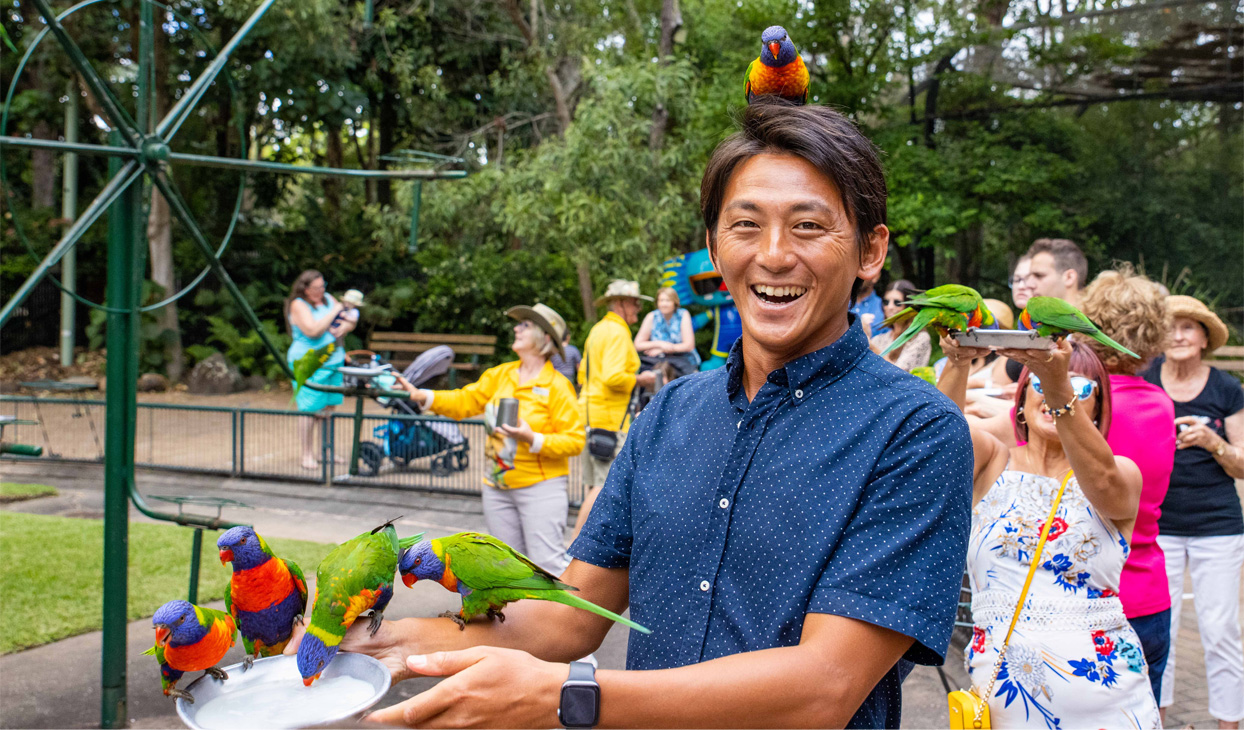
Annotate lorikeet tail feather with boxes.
[881,307,916,329]
[543,591,652,634]
[880,309,936,357]
[1082,329,1139,360]
[398,532,427,550]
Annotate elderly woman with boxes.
[1143,296,1244,729]
[396,303,584,575]
[868,279,930,372]
[940,335,1159,729]
[633,286,700,377]
[286,269,353,470]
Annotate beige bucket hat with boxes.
[1167,295,1229,354]
[593,279,654,307]
[341,289,365,307]
[506,302,568,359]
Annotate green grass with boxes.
[0,513,334,654]
[0,482,58,501]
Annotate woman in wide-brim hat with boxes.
[395,302,584,576]
[1141,295,1244,726]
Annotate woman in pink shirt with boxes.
[1079,267,1174,704]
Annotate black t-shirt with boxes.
[1005,357,1023,382]
[1142,356,1244,536]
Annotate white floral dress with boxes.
[966,469,1160,729]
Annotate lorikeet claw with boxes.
[204,666,228,681]
[439,610,468,631]
[486,608,506,623]
[366,610,384,637]
[168,688,195,704]
[242,655,255,672]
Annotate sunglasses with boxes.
[1029,374,1097,401]
[883,297,905,306]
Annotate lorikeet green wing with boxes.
[1021,297,1139,359]
[291,342,336,400]
[441,532,651,634]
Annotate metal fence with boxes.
[0,396,587,505]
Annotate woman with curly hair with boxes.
[1078,266,1175,706]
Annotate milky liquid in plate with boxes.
[192,675,377,729]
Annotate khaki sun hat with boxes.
[341,289,365,307]
[594,279,654,307]
[506,302,567,359]
[1166,295,1229,354]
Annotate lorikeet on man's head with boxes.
[880,284,995,357]
[218,526,308,671]
[745,25,809,105]
[143,600,237,703]
[399,531,651,634]
[1019,296,1139,359]
[296,518,424,686]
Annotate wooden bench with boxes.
[365,332,498,386]
[1208,345,1244,373]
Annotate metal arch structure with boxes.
[0,1,464,726]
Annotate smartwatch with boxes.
[558,661,600,728]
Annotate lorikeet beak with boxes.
[155,626,171,647]
[402,573,417,588]
[303,673,321,687]
[769,41,781,59]
[219,548,234,565]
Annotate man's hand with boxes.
[366,647,563,728]
[284,617,416,684]
[636,371,657,389]
[1175,416,1224,453]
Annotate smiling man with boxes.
[289,103,972,729]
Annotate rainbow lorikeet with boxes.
[745,25,809,105]
[218,526,308,671]
[296,519,424,686]
[290,342,336,401]
[1019,296,1139,358]
[143,600,237,703]
[399,531,651,634]
[880,284,996,357]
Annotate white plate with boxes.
[175,653,390,730]
[336,365,393,378]
[953,329,1054,350]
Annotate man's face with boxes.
[709,153,886,360]
[1026,252,1075,300]
[613,298,641,325]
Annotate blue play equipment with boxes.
[661,248,741,370]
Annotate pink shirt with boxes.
[1106,374,1175,618]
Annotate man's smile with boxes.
[751,284,808,306]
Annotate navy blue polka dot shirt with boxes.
[570,317,973,728]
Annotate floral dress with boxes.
[966,470,1160,729]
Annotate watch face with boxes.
[560,684,600,728]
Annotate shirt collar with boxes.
[725,313,869,404]
[603,311,629,329]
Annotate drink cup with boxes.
[497,398,520,429]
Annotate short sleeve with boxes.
[568,427,638,569]
[807,408,973,665]
[1218,368,1244,416]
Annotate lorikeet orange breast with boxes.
[745,25,809,105]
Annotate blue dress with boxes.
[287,295,345,413]
[649,308,700,368]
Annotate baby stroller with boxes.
[356,345,470,477]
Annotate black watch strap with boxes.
[559,661,600,729]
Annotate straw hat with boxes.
[983,298,1014,330]
[1166,295,1228,354]
[341,289,365,307]
[506,303,567,359]
[594,279,654,307]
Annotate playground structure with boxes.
[0,1,464,725]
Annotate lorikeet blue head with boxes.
[399,541,445,587]
[152,600,207,648]
[760,26,797,67]
[296,631,337,686]
[216,525,271,570]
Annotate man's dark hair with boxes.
[700,101,888,304]
[1027,238,1088,290]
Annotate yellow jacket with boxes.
[577,311,639,433]
[428,360,584,489]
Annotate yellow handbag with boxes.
[948,470,1073,730]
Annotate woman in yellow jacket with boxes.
[395,303,584,575]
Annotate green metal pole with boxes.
[60,80,79,367]
[187,528,203,604]
[349,395,364,477]
[101,132,143,730]
[407,180,422,253]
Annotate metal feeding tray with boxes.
[952,329,1055,350]
[175,653,390,730]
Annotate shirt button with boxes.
[699,580,711,592]
[719,498,729,509]
[795,389,804,399]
